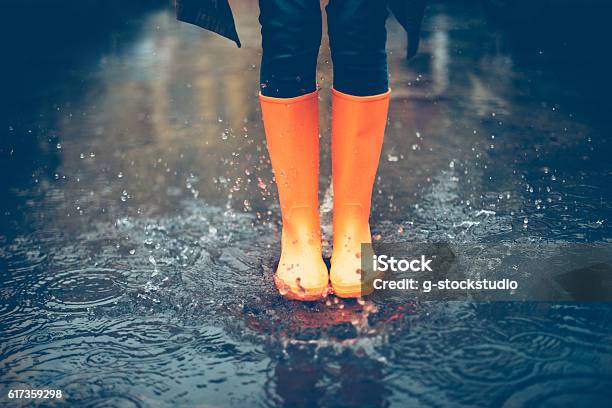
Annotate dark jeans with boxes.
[259,0,389,98]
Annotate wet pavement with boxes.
[2,0,612,406]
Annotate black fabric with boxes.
[176,0,241,47]
[259,0,322,97]
[389,0,426,59]
[175,0,426,59]
[259,0,389,98]
[326,0,389,96]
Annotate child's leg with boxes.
[258,0,329,300]
[326,0,391,297]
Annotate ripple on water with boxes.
[24,330,55,346]
[0,314,49,351]
[79,396,144,408]
[501,377,612,408]
[83,347,135,370]
[448,343,536,385]
[0,240,48,319]
[510,332,571,362]
[37,268,128,313]
[54,375,144,408]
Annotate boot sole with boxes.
[274,275,329,301]
[331,272,382,299]
[331,282,374,299]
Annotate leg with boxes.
[326,0,391,297]
[258,0,328,300]
[259,0,322,97]
[326,0,389,96]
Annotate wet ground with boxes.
[2,0,612,406]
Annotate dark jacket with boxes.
[176,0,426,59]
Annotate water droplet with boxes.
[278,285,289,296]
[387,154,399,162]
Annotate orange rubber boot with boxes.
[259,90,329,300]
[330,88,390,298]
